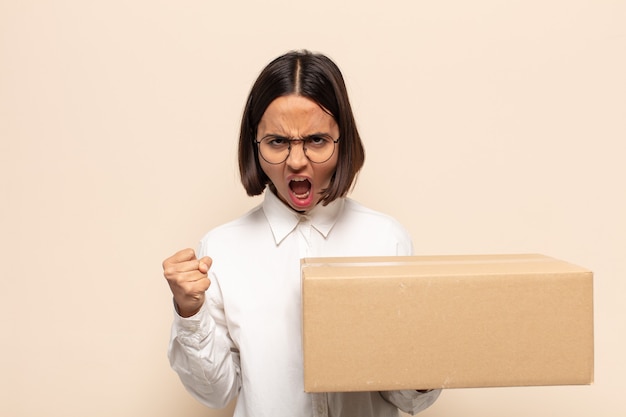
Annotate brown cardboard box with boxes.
[301,254,593,392]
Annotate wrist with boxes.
[173,298,203,318]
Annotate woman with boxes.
[163,50,441,417]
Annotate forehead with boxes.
[257,95,338,136]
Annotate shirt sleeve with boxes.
[389,216,414,257]
[167,274,241,408]
[379,389,442,415]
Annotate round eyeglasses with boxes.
[255,135,340,164]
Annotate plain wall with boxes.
[1,1,624,416]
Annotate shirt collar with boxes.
[262,189,344,245]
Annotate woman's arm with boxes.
[168,296,241,408]
[380,389,442,415]
[164,248,241,408]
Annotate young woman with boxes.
[162,50,441,417]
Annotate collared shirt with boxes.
[169,190,441,417]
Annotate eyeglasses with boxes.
[255,135,340,164]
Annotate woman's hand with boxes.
[163,248,212,317]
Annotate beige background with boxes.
[1,1,624,416]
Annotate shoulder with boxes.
[197,204,266,255]
[334,198,414,256]
[342,198,408,231]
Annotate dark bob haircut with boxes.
[238,50,365,205]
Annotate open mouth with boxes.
[289,178,312,199]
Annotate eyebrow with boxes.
[260,132,334,140]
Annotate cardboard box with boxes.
[301,254,593,392]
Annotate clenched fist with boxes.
[162,248,212,317]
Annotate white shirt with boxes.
[168,190,441,417]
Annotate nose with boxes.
[286,140,308,169]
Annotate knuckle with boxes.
[162,258,171,270]
[162,265,175,278]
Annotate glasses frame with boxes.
[255,136,340,165]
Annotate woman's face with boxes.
[256,94,340,212]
